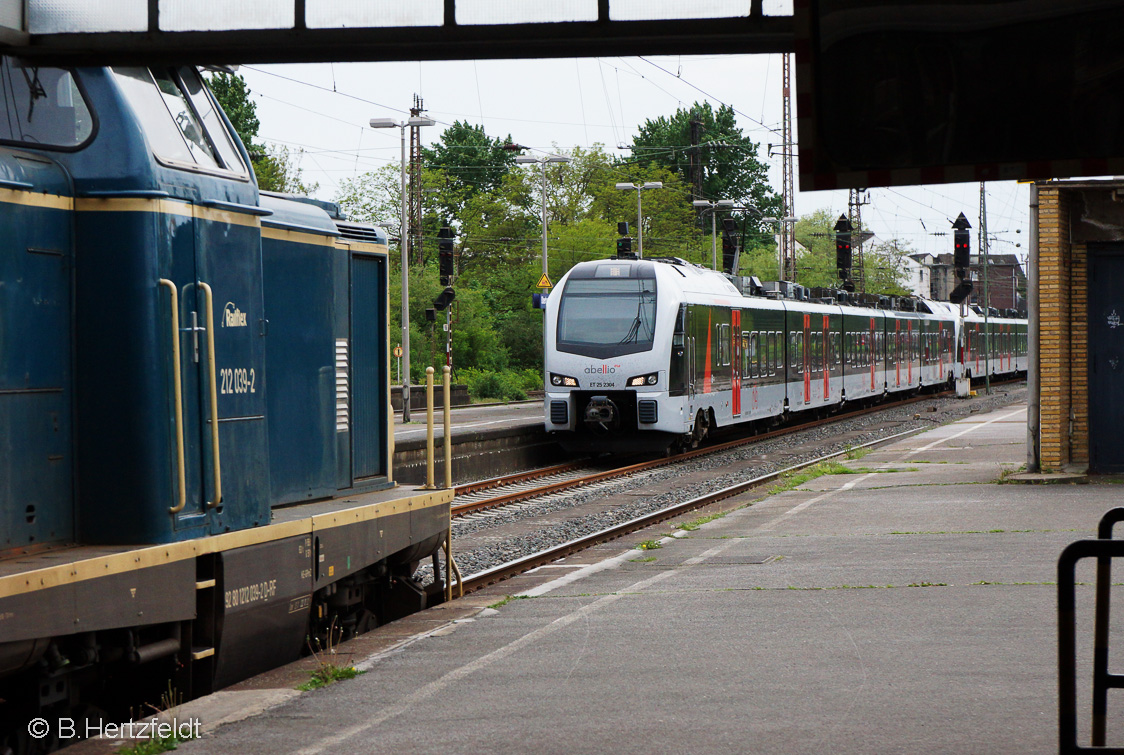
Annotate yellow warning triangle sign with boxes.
[537,273,553,289]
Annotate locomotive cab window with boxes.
[0,59,94,149]
[112,66,248,176]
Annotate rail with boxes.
[1058,508,1124,753]
[451,386,969,519]
[459,426,922,595]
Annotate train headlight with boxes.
[550,373,578,387]
[628,372,659,387]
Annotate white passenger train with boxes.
[543,256,1027,453]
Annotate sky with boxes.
[238,53,1031,267]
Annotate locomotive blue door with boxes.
[188,206,270,531]
[1089,244,1124,473]
[162,204,270,534]
[350,253,388,481]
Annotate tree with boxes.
[423,121,517,223]
[628,102,781,221]
[206,72,315,194]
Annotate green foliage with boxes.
[118,734,192,755]
[793,208,911,294]
[206,71,317,195]
[459,368,541,401]
[424,121,518,223]
[628,101,782,239]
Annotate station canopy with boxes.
[3,0,1123,191]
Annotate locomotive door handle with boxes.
[159,279,187,514]
[198,282,223,508]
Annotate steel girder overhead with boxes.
[0,0,793,66]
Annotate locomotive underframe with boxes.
[0,489,451,749]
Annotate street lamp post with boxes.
[515,154,571,282]
[370,115,435,423]
[615,182,664,258]
[692,199,736,270]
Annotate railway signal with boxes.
[433,286,456,311]
[616,221,634,258]
[438,226,455,286]
[721,216,738,274]
[950,213,973,304]
[834,214,855,292]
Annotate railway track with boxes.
[451,388,955,518]
[457,426,923,594]
[448,379,1025,597]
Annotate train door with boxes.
[732,310,742,417]
[822,315,830,401]
[1089,244,1124,472]
[803,313,811,404]
[350,252,389,480]
[869,317,877,392]
[907,320,914,385]
[187,202,270,533]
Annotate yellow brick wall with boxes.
[1037,186,1073,469]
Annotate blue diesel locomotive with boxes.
[0,60,451,746]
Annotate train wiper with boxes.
[618,289,654,344]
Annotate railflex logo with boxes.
[585,364,620,374]
[223,301,248,328]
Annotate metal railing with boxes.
[1058,508,1124,753]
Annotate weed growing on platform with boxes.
[844,445,871,461]
[629,556,658,563]
[298,618,364,692]
[118,682,195,755]
[637,539,662,550]
[118,735,192,755]
[488,595,529,609]
[771,461,852,493]
[674,511,728,531]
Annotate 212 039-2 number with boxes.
[220,367,256,395]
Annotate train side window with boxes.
[767,332,776,376]
[747,332,757,378]
[0,60,94,148]
[112,66,247,176]
[180,67,247,175]
[832,333,840,370]
[717,324,730,366]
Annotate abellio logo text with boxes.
[585,364,620,374]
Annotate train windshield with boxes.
[556,273,657,358]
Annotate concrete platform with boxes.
[163,401,1123,754]
[392,399,566,484]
